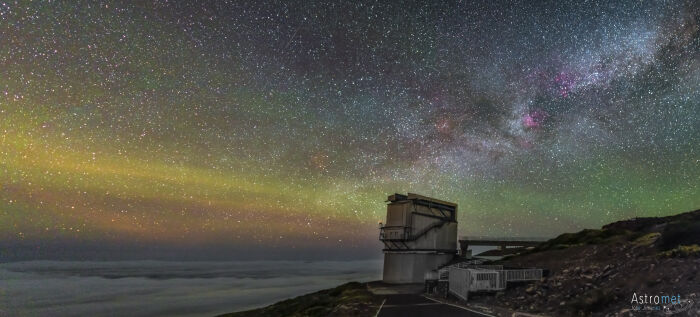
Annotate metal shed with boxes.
[443,264,543,301]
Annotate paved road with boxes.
[376,294,493,317]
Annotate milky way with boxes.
[0,1,698,260]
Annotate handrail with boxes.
[459,236,550,241]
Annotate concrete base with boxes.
[382,253,454,284]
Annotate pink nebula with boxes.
[522,109,548,128]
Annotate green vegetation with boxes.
[219,282,382,317]
[532,228,643,252]
[659,244,700,258]
[632,232,661,246]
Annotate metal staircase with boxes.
[379,220,447,250]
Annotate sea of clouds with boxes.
[0,259,383,317]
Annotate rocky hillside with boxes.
[218,282,382,317]
[479,209,700,316]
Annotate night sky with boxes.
[1,1,698,260]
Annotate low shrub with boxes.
[659,244,700,258]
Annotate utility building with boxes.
[379,193,458,283]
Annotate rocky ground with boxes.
[468,209,700,316]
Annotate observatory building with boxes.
[379,193,458,283]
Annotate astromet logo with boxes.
[631,293,682,305]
